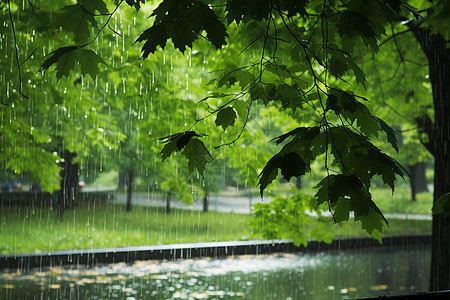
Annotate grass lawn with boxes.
[371,185,433,215]
[0,198,432,255]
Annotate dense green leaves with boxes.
[258,127,321,197]
[2,0,437,238]
[125,0,146,11]
[336,11,379,50]
[182,139,213,175]
[79,0,109,14]
[314,174,388,235]
[215,107,237,131]
[39,47,106,80]
[159,131,212,176]
[251,192,333,246]
[257,120,405,235]
[136,0,227,54]
[326,90,399,151]
[225,0,271,24]
[217,70,256,89]
[56,4,98,43]
[258,152,307,197]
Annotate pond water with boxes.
[0,246,430,300]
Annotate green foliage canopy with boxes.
[2,0,444,236]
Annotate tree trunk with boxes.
[57,151,79,221]
[409,23,450,291]
[166,190,171,214]
[428,48,450,290]
[203,191,208,212]
[296,176,302,189]
[409,162,428,202]
[118,171,126,189]
[125,170,133,212]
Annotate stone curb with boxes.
[0,234,431,271]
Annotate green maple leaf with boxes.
[225,0,270,24]
[182,139,213,176]
[218,70,255,89]
[349,60,367,89]
[126,0,145,11]
[374,116,399,152]
[40,47,106,80]
[166,20,198,52]
[250,84,269,105]
[137,0,227,55]
[159,131,207,161]
[39,46,78,73]
[258,152,307,197]
[258,155,282,198]
[233,100,248,120]
[79,0,108,14]
[79,49,107,80]
[277,0,308,17]
[314,174,388,233]
[56,4,98,43]
[355,210,384,235]
[215,107,237,131]
[355,110,380,137]
[190,2,227,49]
[329,51,348,77]
[277,84,303,111]
[337,11,379,50]
[279,152,306,182]
[333,198,351,222]
[136,24,168,59]
[55,49,78,80]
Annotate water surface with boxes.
[0,246,430,299]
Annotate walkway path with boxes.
[108,190,432,220]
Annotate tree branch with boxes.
[8,0,28,98]
[415,114,437,156]
[378,29,411,48]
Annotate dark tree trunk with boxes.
[166,190,171,214]
[57,151,79,221]
[409,23,450,291]
[203,191,208,212]
[125,171,133,212]
[296,176,302,189]
[409,162,428,202]
[118,171,126,189]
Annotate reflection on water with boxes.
[0,246,430,299]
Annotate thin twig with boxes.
[390,24,404,62]
[8,0,28,98]
[27,0,35,13]
[20,48,37,67]
[378,29,411,47]
[108,23,123,37]
[80,0,124,48]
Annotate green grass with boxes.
[0,203,252,254]
[371,185,433,215]
[86,170,118,187]
[0,200,431,255]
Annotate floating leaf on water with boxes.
[0,284,15,289]
[370,285,388,291]
[49,284,61,289]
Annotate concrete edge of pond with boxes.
[0,234,431,271]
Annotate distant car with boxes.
[78,180,85,189]
[0,180,22,193]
